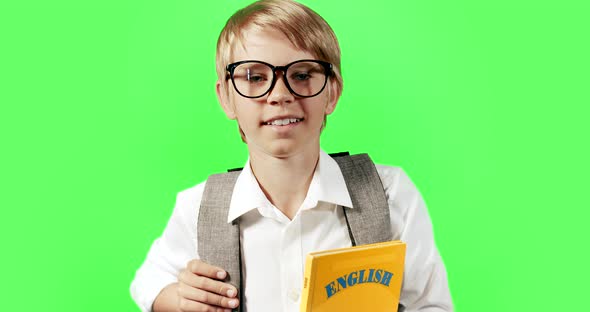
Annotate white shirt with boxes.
[130,150,453,311]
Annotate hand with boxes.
[176,259,240,312]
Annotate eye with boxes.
[291,72,311,81]
[247,74,267,83]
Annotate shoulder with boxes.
[373,164,426,240]
[374,164,419,201]
[171,181,206,220]
[172,169,239,216]
[177,181,206,203]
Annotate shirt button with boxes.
[288,288,301,301]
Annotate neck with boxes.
[249,147,320,220]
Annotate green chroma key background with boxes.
[1,0,588,311]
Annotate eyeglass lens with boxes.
[232,61,328,98]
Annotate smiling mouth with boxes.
[262,118,304,126]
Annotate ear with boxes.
[324,80,341,115]
[216,80,236,119]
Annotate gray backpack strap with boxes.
[333,153,392,246]
[334,153,404,311]
[197,171,242,312]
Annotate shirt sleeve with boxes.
[129,183,204,312]
[377,165,454,312]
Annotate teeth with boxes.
[267,118,302,126]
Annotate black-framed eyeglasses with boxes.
[225,59,333,98]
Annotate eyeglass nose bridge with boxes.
[267,65,295,96]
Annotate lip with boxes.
[261,115,305,126]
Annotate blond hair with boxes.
[216,0,343,96]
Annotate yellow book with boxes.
[300,240,406,312]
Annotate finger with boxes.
[178,297,233,312]
[187,259,228,280]
[179,269,238,298]
[178,285,239,310]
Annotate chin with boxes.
[267,145,300,159]
[247,140,305,159]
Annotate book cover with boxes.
[300,240,406,312]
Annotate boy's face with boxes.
[216,27,339,159]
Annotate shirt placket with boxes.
[280,214,304,312]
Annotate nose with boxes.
[267,72,294,105]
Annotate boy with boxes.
[131,0,453,311]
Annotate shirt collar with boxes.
[226,150,353,223]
